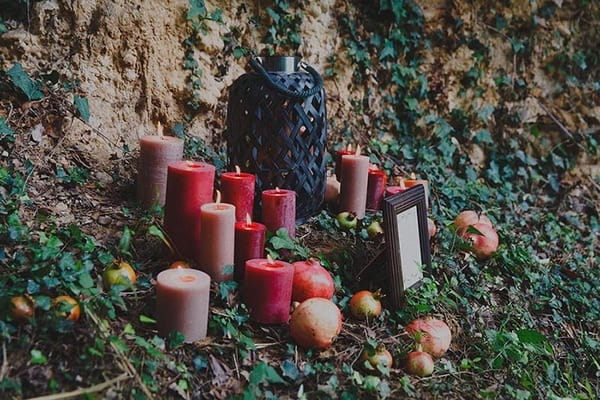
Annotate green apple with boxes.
[336,211,358,230]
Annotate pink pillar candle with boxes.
[339,152,370,218]
[156,268,211,343]
[404,177,430,206]
[164,161,215,259]
[243,258,294,324]
[366,168,387,211]
[137,134,184,208]
[261,189,296,238]
[385,184,409,198]
[221,169,256,222]
[199,202,236,282]
[234,218,266,282]
[335,147,354,181]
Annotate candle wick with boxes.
[235,165,241,175]
[410,172,416,180]
[157,122,164,139]
[215,190,221,204]
[400,178,406,189]
[245,213,252,225]
[266,254,275,264]
[346,143,352,152]
[275,187,280,193]
[355,144,361,156]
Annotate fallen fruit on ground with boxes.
[289,297,342,349]
[292,259,335,302]
[405,317,452,358]
[9,295,35,322]
[102,261,137,288]
[336,211,358,230]
[405,350,434,377]
[169,260,190,269]
[461,222,499,259]
[454,210,493,234]
[367,220,384,237]
[361,345,393,370]
[427,218,436,238]
[52,295,81,321]
[349,289,383,319]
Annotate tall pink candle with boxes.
[243,258,294,324]
[221,167,256,222]
[199,199,236,282]
[261,188,296,238]
[156,268,210,343]
[339,148,370,218]
[137,126,184,208]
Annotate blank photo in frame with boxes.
[383,184,431,308]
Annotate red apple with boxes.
[454,210,492,234]
[289,298,342,349]
[462,222,499,259]
[292,259,335,302]
[405,317,452,358]
[427,218,436,238]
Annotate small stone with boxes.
[95,171,113,185]
[98,215,112,225]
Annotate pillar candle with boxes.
[199,199,235,282]
[366,168,387,211]
[385,181,408,198]
[137,126,184,209]
[221,167,256,222]
[164,161,215,259]
[338,148,370,218]
[261,188,296,238]
[156,268,210,343]
[404,174,430,206]
[335,145,354,181]
[234,216,266,282]
[243,258,294,324]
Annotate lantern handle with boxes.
[249,57,324,100]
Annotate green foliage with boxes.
[7,63,43,100]
[0,117,14,143]
[73,95,90,122]
[263,0,303,54]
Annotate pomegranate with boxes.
[461,222,499,259]
[454,210,492,234]
[361,345,393,370]
[289,298,342,349]
[52,295,81,321]
[405,350,434,377]
[405,317,452,358]
[292,259,335,303]
[349,290,383,319]
[9,295,35,322]
[427,218,436,238]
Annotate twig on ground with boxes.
[24,372,129,400]
[0,342,8,381]
[535,98,586,151]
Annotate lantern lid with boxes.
[257,56,300,73]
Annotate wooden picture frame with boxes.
[383,184,431,308]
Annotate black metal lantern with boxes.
[226,56,327,223]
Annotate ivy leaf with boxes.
[379,39,396,61]
[281,360,299,381]
[516,329,546,345]
[187,0,206,20]
[74,95,90,122]
[139,315,157,324]
[7,63,43,100]
[30,349,48,365]
[249,362,286,386]
[0,118,14,142]
[118,226,133,256]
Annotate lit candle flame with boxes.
[157,122,164,138]
[355,144,361,156]
[410,172,416,180]
[235,165,241,175]
[246,213,252,225]
[346,143,352,151]
[400,178,406,189]
[275,187,280,193]
[215,190,221,204]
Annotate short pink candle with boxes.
[156,268,210,343]
[137,129,184,209]
[243,258,294,324]
[261,188,296,238]
[339,149,370,218]
[199,200,236,282]
[234,216,266,282]
[221,167,256,222]
[366,168,387,210]
[385,182,408,198]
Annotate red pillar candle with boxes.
[137,123,184,209]
[366,167,387,211]
[234,215,266,282]
[335,144,354,181]
[199,193,236,282]
[221,166,256,222]
[164,161,216,259]
[404,173,430,206]
[243,257,294,324]
[338,146,370,218]
[156,268,210,343]
[261,188,296,238]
